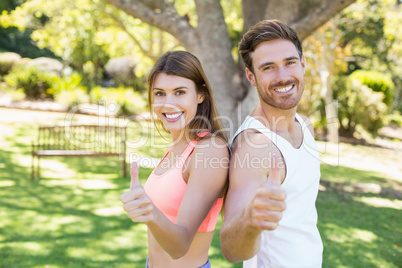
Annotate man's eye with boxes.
[287,61,296,65]
[263,66,273,70]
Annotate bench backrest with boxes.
[36,125,127,154]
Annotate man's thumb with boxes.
[266,153,283,187]
[130,162,141,190]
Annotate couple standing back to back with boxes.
[120,19,323,268]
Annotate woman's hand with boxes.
[120,162,155,223]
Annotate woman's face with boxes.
[152,73,204,136]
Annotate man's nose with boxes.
[275,66,291,82]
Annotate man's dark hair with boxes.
[239,20,303,73]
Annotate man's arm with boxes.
[220,131,286,263]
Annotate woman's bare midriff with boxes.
[147,230,214,268]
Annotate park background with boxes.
[0,0,401,267]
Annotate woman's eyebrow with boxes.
[153,86,188,91]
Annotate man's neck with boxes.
[251,102,297,133]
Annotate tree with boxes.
[338,0,401,111]
[0,0,55,58]
[301,0,400,139]
[302,20,350,143]
[0,0,184,84]
[103,0,356,133]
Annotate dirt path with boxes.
[317,142,402,182]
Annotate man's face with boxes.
[246,39,305,110]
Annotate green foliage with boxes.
[4,65,57,99]
[90,86,146,116]
[53,72,89,108]
[51,73,147,115]
[0,0,172,79]
[51,71,84,92]
[332,75,388,137]
[340,0,388,62]
[0,0,26,11]
[339,0,401,112]
[350,70,395,106]
[0,0,57,59]
[0,26,56,58]
[0,52,21,75]
[386,111,402,126]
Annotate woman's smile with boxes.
[163,112,184,122]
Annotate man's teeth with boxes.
[275,85,293,93]
[165,112,182,119]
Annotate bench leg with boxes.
[123,158,127,178]
[37,157,40,178]
[31,156,35,180]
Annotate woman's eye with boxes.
[155,91,165,96]
[175,90,185,95]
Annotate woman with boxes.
[120,51,229,268]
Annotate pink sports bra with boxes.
[143,132,223,232]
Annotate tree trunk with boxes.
[103,0,356,136]
[316,23,339,144]
[320,70,339,143]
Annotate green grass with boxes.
[318,165,401,268]
[0,107,401,267]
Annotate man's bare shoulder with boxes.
[232,129,276,155]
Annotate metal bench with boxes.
[31,125,127,179]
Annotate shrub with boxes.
[55,89,89,110]
[0,52,21,75]
[90,86,146,116]
[332,76,387,137]
[5,66,58,99]
[349,70,395,107]
[52,71,86,92]
[386,111,402,127]
[53,72,89,109]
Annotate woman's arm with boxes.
[120,136,229,259]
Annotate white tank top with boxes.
[232,114,323,268]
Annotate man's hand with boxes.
[248,153,286,230]
[120,162,155,222]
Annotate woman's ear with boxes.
[198,93,205,104]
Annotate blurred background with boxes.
[0,0,401,267]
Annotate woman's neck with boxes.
[170,130,191,149]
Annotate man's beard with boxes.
[257,78,304,110]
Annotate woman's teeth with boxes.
[275,85,293,93]
[165,112,182,119]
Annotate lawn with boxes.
[0,107,401,268]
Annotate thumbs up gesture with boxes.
[249,153,287,231]
[120,162,154,223]
[265,153,283,187]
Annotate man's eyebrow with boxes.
[285,56,300,61]
[257,61,274,70]
[257,56,300,70]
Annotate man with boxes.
[220,20,323,267]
